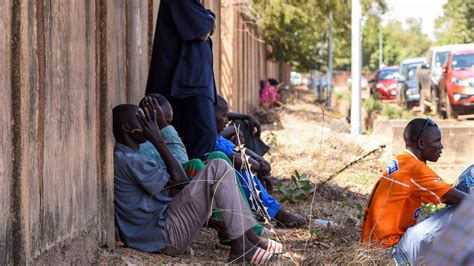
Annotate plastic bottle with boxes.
[314,219,338,227]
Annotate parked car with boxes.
[416,44,474,115]
[438,48,474,118]
[397,57,425,109]
[369,67,400,100]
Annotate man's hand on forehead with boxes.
[142,96,168,129]
[136,97,164,143]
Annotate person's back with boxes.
[361,150,451,247]
[114,143,172,252]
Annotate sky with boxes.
[384,0,448,40]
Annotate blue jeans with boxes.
[390,245,410,265]
[236,171,281,219]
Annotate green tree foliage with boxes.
[434,0,474,45]
[249,0,387,72]
[362,18,432,71]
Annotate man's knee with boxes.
[207,159,234,181]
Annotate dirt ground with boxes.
[95,88,467,265]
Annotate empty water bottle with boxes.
[314,219,337,227]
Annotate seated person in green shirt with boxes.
[138,94,188,166]
[113,98,279,263]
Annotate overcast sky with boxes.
[384,0,448,40]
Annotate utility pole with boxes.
[317,33,325,103]
[327,11,333,110]
[379,29,383,69]
[351,0,362,135]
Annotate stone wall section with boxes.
[0,0,289,263]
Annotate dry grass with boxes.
[96,88,393,265]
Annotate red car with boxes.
[369,67,400,100]
[439,48,474,118]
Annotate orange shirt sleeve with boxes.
[410,164,453,204]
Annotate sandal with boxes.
[266,239,284,254]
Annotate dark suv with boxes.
[398,64,421,109]
[397,57,425,109]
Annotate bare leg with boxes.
[164,159,257,255]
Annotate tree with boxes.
[434,0,474,45]
[362,18,432,72]
[249,0,387,72]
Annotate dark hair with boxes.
[268,78,280,86]
[112,104,138,140]
[141,93,169,107]
[403,118,438,146]
[215,95,228,112]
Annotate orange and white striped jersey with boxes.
[361,150,453,248]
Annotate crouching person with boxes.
[361,118,467,264]
[112,100,277,263]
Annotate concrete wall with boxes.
[205,0,291,112]
[0,0,155,264]
[373,119,474,164]
[392,125,474,164]
[1,0,13,261]
[1,0,289,263]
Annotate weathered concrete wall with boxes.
[392,125,474,164]
[206,0,291,112]
[1,0,288,263]
[0,0,157,264]
[1,0,13,262]
[373,119,474,164]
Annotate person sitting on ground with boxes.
[220,110,270,157]
[392,163,474,265]
[113,99,278,263]
[361,118,467,263]
[137,93,271,244]
[427,187,474,265]
[138,94,188,166]
[259,80,279,108]
[214,95,307,228]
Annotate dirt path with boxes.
[99,88,470,264]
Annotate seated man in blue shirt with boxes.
[214,96,307,228]
[113,98,277,263]
[137,94,269,243]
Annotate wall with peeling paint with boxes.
[0,0,154,264]
[1,1,13,262]
[205,0,291,112]
[0,0,289,264]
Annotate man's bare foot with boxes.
[274,208,307,228]
[245,230,267,249]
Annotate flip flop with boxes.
[266,239,284,254]
[227,247,277,264]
